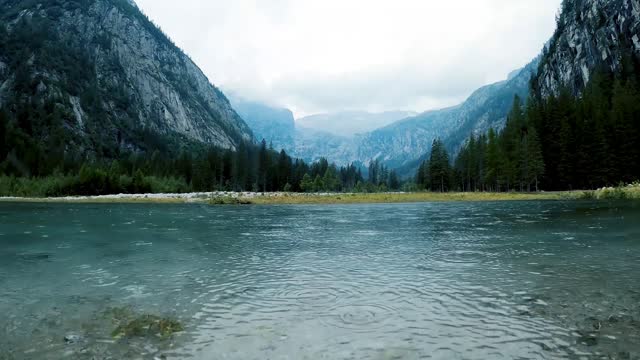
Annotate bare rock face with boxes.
[0,0,253,154]
[537,0,640,97]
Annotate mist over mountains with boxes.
[232,59,538,176]
[297,111,417,137]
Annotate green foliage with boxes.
[312,175,324,193]
[300,173,313,193]
[574,183,640,200]
[283,183,292,192]
[533,67,640,190]
[111,314,183,339]
[416,139,452,192]
[366,159,400,191]
[209,196,253,205]
[322,166,340,192]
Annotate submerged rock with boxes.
[576,331,599,347]
[64,334,83,344]
[111,314,184,339]
[18,252,51,261]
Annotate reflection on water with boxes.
[0,201,639,359]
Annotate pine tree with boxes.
[610,78,640,182]
[521,126,545,191]
[416,161,427,189]
[0,110,8,163]
[322,166,340,192]
[192,156,213,191]
[300,173,313,193]
[232,142,249,190]
[485,128,501,191]
[258,139,269,192]
[368,160,380,186]
[177,151,193,185]
[555,88,577,189]
[277,150,292,191]
[388,170,400,190]
[313,175,324,192]
[428,139,451,192]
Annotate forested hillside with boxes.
[416,0,640,192]
[0,0,253,180]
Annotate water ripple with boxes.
[321,304,398,331]
[1,201,640,359]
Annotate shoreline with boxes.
[0,191,571,205]
[1,185,637,205]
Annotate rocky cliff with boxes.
[536,0,640,97]
[0,0,253,157]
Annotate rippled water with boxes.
[1,201,640,359]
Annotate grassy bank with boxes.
[227,191,565,205]
[565,182,640,201]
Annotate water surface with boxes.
[1,201,639,359]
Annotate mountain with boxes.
[234,61,538,171]
[535,0,640,98]
[229,97,295,151]
[358,59,539,174]
[228,98,357,164]
[293,128,357,165]
[0,0,253,162]
[297,111,416,137]
[411,0,640,181]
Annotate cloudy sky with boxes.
[135,0,562,118]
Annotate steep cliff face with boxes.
[0,0,252,156]
[537,0,640,97]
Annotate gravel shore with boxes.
[0,191,348,204]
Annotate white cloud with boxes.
[134,0,561,117]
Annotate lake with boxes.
[1,201,639,359]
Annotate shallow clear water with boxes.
[1,201,640,359]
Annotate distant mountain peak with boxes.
[296,110,417,137]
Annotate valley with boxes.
[1,1,640,359]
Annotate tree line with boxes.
[415,61,640,192]
[0,125,409,196]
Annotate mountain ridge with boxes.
[0,0,253,161]
[233,60,538,172]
